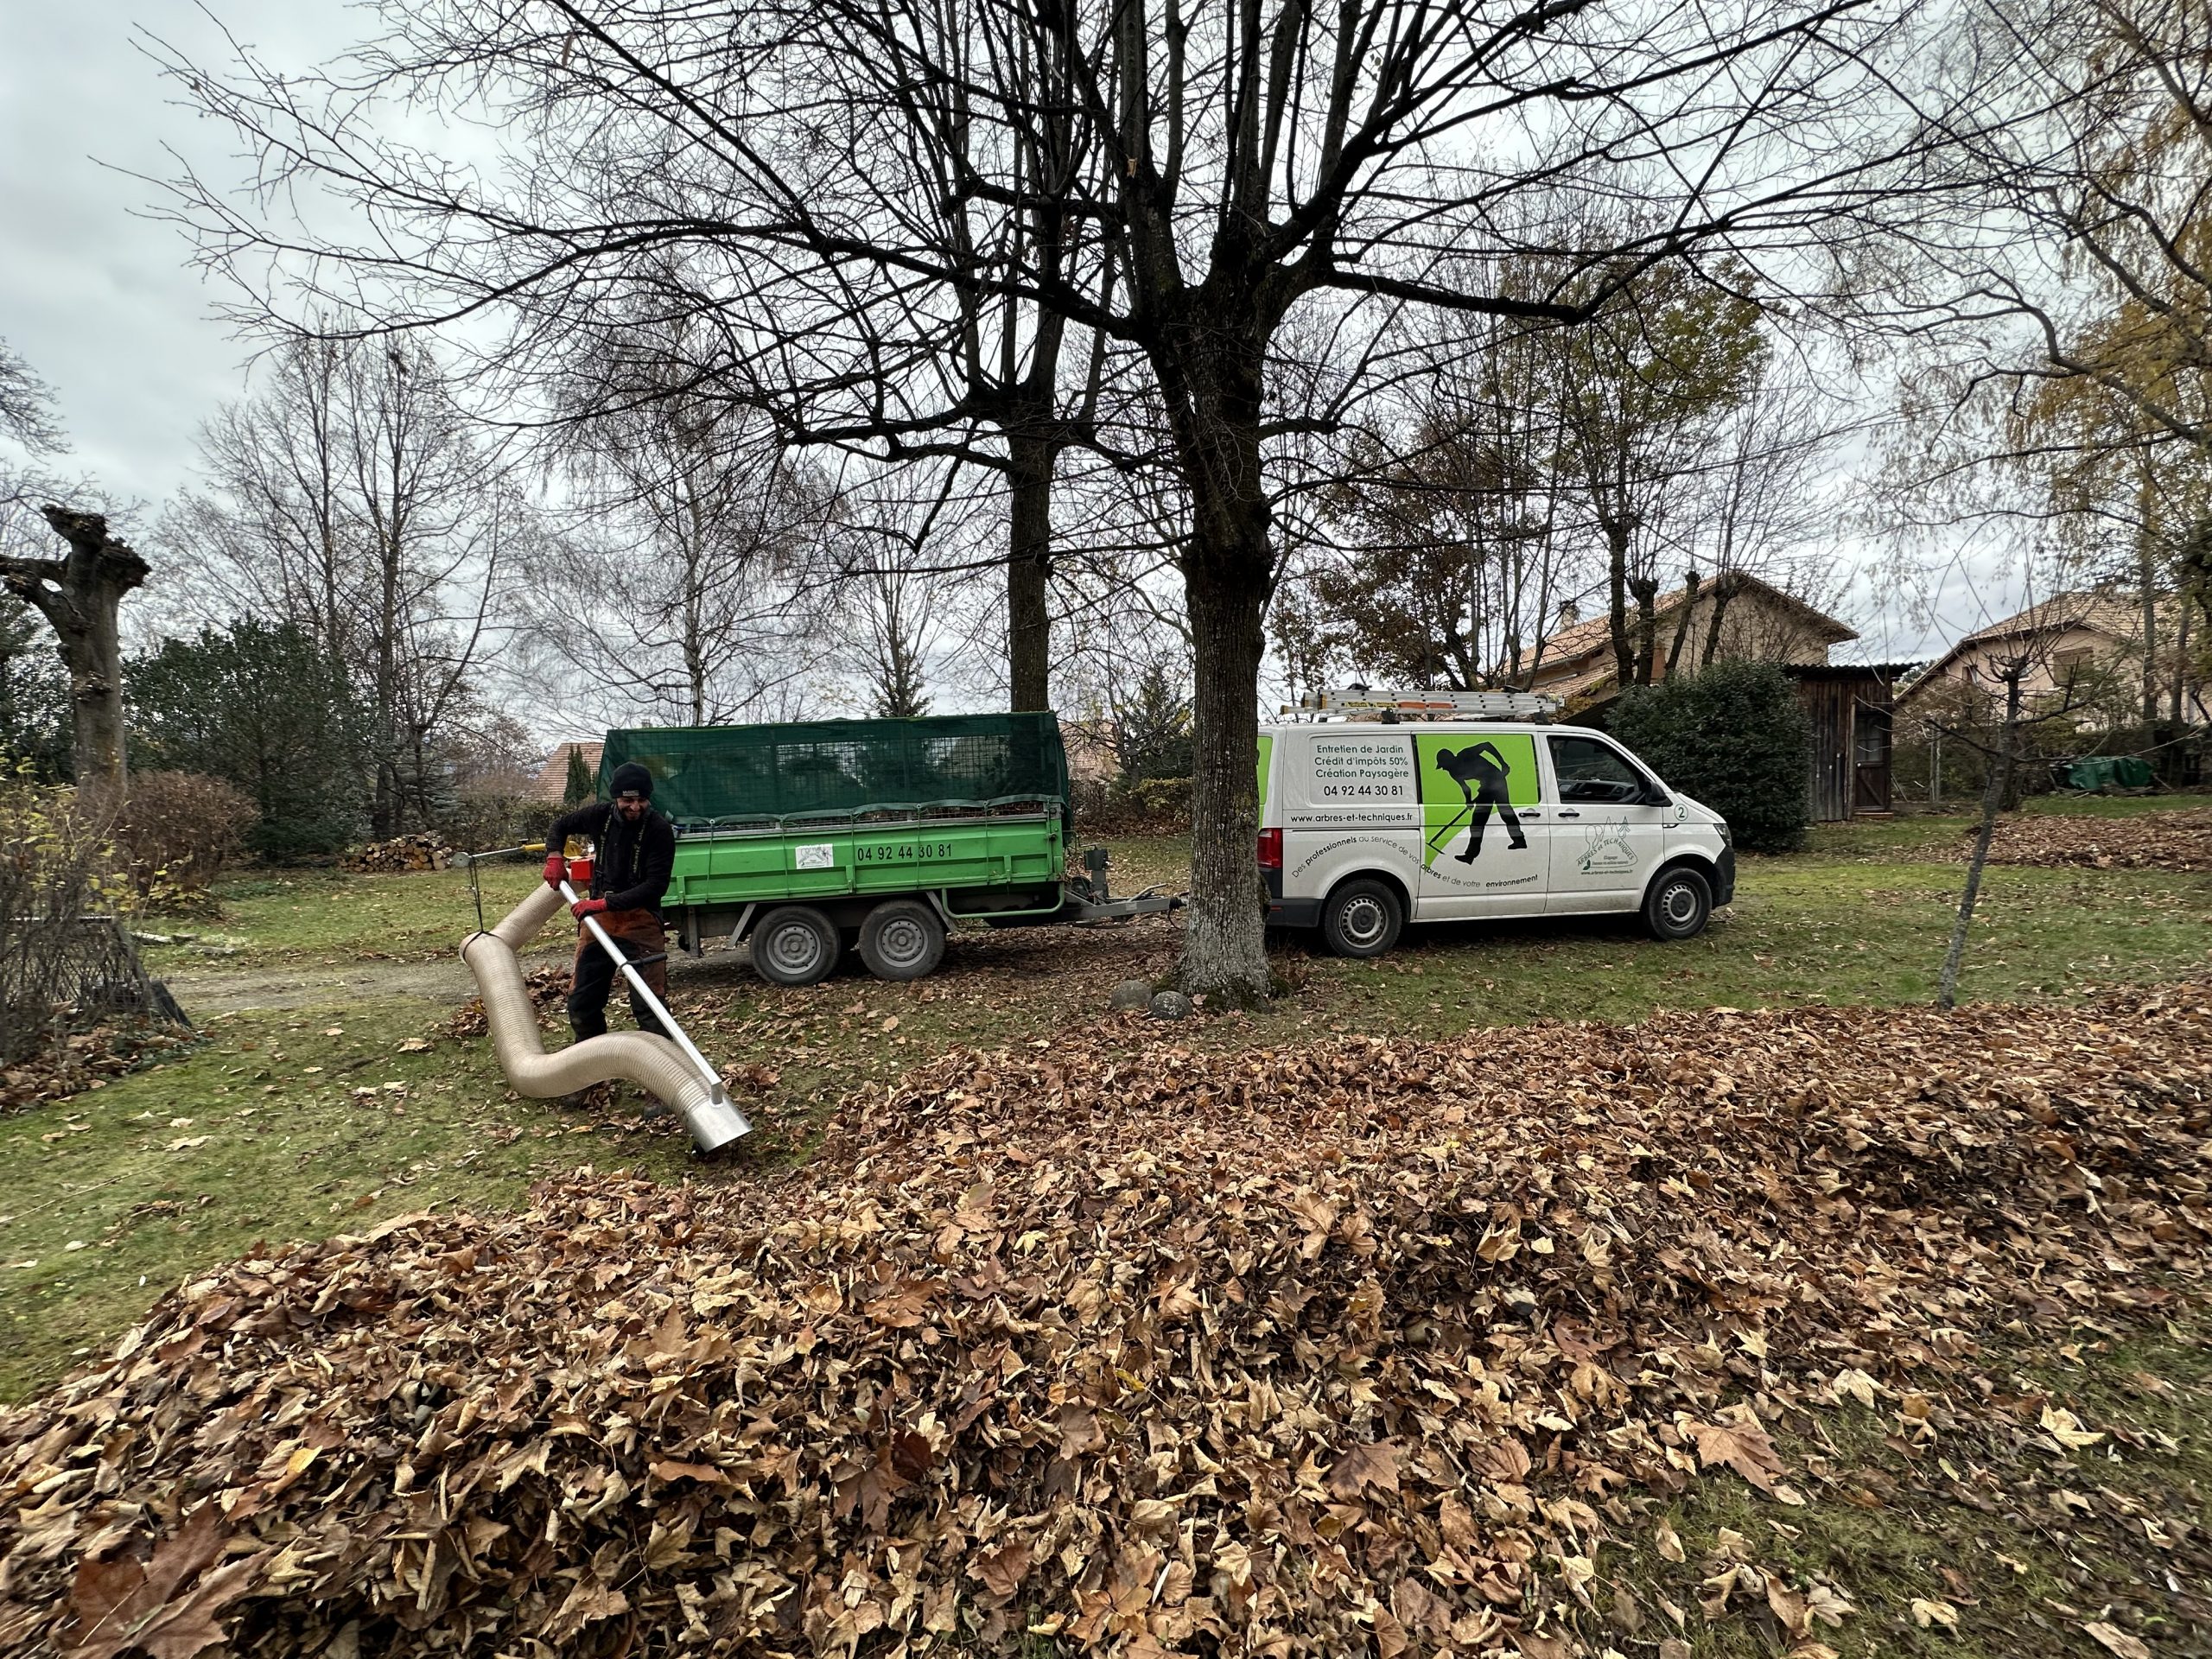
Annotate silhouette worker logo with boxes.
[1429,741,1530,864]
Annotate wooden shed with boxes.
[1787,665,1904,822]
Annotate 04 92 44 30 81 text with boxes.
[855,841,954,865]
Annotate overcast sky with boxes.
[1,1,2011,671]
[0,4,360,506]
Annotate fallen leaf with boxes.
[1688,1414,1787,1493]
[2082,1623,2152,1659]
[2040,1403,2105,1449]
[1326,1440,1400,1498]
[1910,1596,1958,1630]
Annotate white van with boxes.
[1256,721,1734,957]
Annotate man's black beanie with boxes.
[609,761,654,799]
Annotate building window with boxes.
[1854,708,1891,766]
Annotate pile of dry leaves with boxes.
[1968,806,2212,872]
[0,1021,196,1116]
[3,991,2208,1657]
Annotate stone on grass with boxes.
[1110,979,1154,1012]
[1147,989,1193,1021]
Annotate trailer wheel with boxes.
[752,906,840,986]
[858,899,946,981]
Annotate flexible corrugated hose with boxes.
[460,880,752,1154]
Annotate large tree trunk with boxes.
[1181,551,1271,1006]
[3,509,149,803]
[1160,327,1275,1007]
[1006,433,1054,713]
[1605,521,1635,690]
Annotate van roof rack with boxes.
[1282,687,1560,721]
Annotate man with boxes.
[1432,741,1529,864]
[542,760,676,1043]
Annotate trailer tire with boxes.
[858,899,945,981]
[752,906,840,986]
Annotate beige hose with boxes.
[460,880,751,1154]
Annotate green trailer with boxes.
[583,714,1173,985]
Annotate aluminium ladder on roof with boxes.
[1281,688,1561,720]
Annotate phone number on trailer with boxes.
[855,842,956,864]
[1318,783,1408,799]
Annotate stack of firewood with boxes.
[340,832,454,874]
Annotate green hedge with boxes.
[1609,662,1811,853]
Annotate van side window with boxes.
[1548,735,1649,804]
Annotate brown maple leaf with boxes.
[1326,1439,1401,1498]
[1687,1415,1787,1493]
[969,1539,1033,1600]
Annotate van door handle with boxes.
[1555,810,1581,819]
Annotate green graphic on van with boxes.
[1255,734,1274,809]
[1415,734,1538,870]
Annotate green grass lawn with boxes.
[138,861,547,970]
[7,807,2209,1403]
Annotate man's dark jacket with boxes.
[547,802,675,916]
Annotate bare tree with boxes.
[1542,265,1775,689]
[530,320,835,728]
[1301,296,1581,690]
[165,334,520,834]
[0,341,143,797]
[1902,0,2212,447]
[0,510,148,800]
[1928,632,2111,1006]
[0,340,67,480]
[162,0,1948,1000]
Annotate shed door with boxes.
[1853,706,1892,813]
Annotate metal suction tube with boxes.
[459,880,752,1154]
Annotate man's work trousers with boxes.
[569,906,671,1042]
[1456,797,1529,863]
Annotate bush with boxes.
[129,619,368,859]
[1,596,72,783]
[0,773,132,1063]
[1610,662,1811,853]
[1074,775,1192,834]
[442,791,549,855]
[111,772,251,907]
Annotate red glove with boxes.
[571,897,608,919]
[542,854,568,888]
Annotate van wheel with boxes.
[752,906,840,985]
[1643,866,1713,941]
[1321,879,1403,958]
[858,899,945,981]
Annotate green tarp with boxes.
[598,714,1071,825]
[2062,755,2155,791]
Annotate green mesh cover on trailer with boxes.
[597,714,1071,824]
